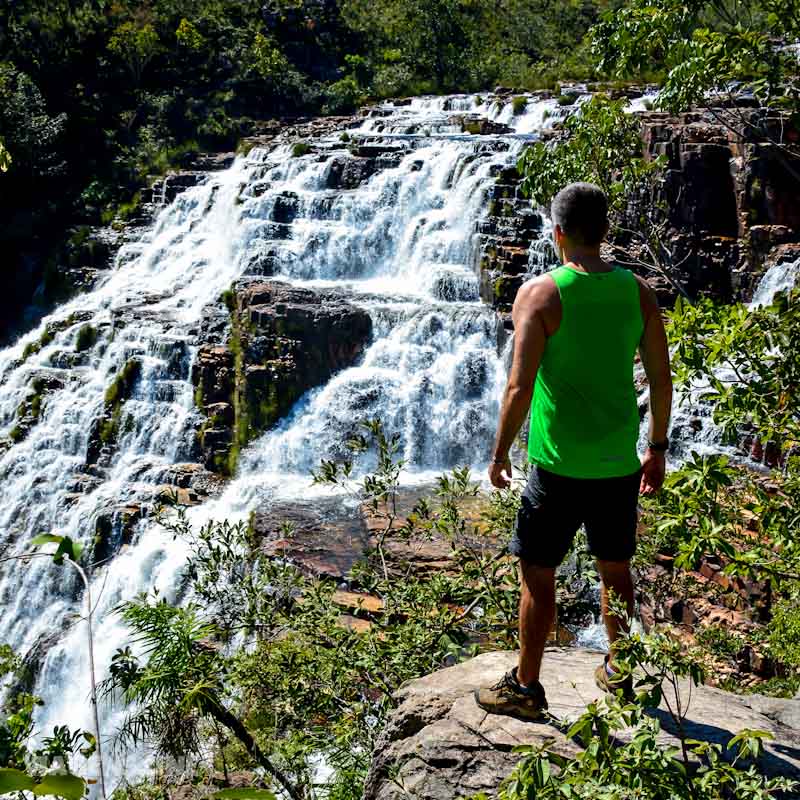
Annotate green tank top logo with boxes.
[528,265,644,479]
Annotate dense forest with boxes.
[0,0,615,337]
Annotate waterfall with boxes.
[0,98,558,785]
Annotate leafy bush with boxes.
[518,94,659,214]
[108,22,161,85]
[767,598,800,669]
[511,95,528,115]
[592,0,800,118]
[669,291,800,447]
[324,76,364,115]
[291,142,311,158]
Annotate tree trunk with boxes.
[210,703,304,800]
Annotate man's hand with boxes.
[640,450,666,495]
[489,457,512,489]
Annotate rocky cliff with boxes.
[192,280,372,474]
[363,649,800,800]
[476,107,800,311]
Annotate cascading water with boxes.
[0,97,561,786]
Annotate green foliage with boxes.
[0,137,10,172]
[291,142,311,158]
[0,692,37,770]
[30,534,83,566]
[592,0,800,117]
[696,625,744,659]
[21,326,54,361]
[341,0,608,95]
[511,95,527,115]
[324,76,364,115]
[105,599,222,757]
[108,22,161,85]
[175,19,205,52]
[767,597,800,668]
[250,33,291,83]
[643,449,800,587]
[104,359,142,409]
[517,91,695,295]
[74,324,98,353]
[0,62,66,180]
[31,773,86,800]
[669,290,800,446]
[518,94,661,213]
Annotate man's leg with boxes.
[596,558,634,658]
[517,560,556,686]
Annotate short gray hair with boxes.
[551,182,608,246]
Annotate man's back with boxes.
[529,263,643,478]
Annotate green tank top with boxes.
[528,264,644,478]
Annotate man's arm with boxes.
[489,279,551,489]
[636,277,673,494]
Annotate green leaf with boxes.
[0,767,36,794]
[30,534,63,547]
[30,534,83,564]
[211,790,277,800]
[32,773,85,800]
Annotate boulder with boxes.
[363,649,800,800]
[325,155,381,190]
[192,281,373,474]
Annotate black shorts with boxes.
[509,465,641,568]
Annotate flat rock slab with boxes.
[253,497,369,580]
[363,648,800,800]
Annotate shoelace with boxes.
[493,671,539,698]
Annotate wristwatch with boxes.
[647,438,669,452]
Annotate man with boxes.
[475,182,672,720]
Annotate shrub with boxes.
[511,95,528,115]
[324,76,364,115]
[291,142,311,158]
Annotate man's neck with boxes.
[561,249,612,274]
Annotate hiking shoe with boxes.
[474,667,548,721]
[594,655,634,701]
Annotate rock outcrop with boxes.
[476,106,800,311]
[192,281,372,474]
[475,165,544,314]
[251,485,498,581]
[363,649,800,800]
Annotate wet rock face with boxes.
[363,649,800,800]
[475,165,547,312]
[192,281,373,474]
[632,109,800,303]
[477,107,800,311]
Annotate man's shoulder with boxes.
[629,272,660,320]
[515,273,560,309]
[512,273,562,333]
